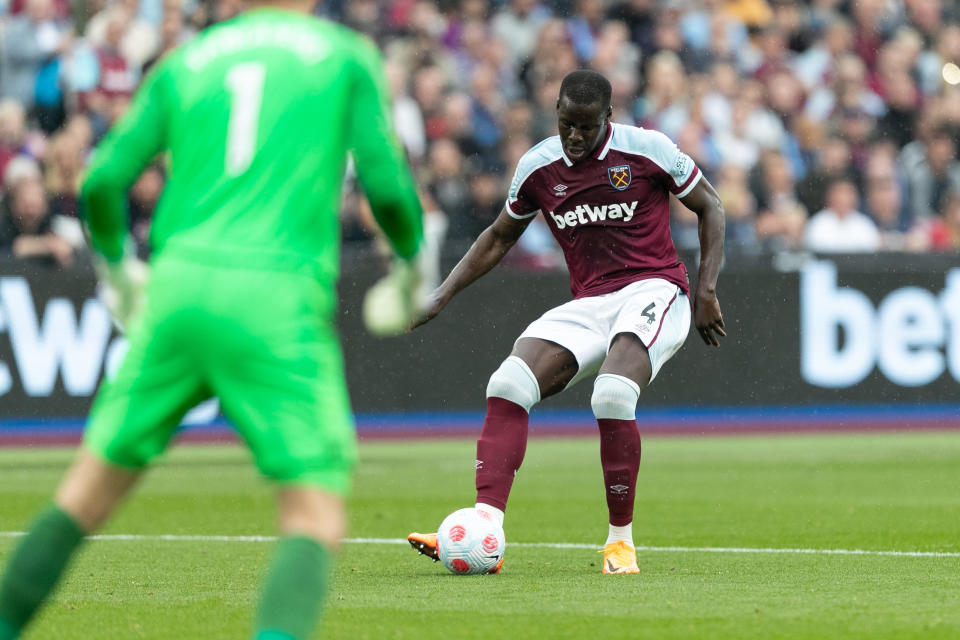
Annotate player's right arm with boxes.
[80,60,170,329]
[80,62,170,261]
[412,209,533,328]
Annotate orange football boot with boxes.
[600,541,640,574]
[407,532,439,561]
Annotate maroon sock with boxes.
[474,397,530,512]
[597,418,642,527]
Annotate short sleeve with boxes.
[648,129,702,198]
[505,158,541,220]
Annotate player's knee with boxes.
[486,356,541,412]
[591,374,640,420]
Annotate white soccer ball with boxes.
[436,508,506,575]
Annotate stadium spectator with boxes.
[519,17,578,100]
[753,150,807,251]
[798,136,855,215]
[901,122,960,221]
[804,177,881,253]
[425,137,471,234]
[861,142,930,250]
[412,65,450,141]
[2,155,42,195]
[591,19,640,82]
[85,0,159,69]
[635,50,688,139]
[905,0,948,45]
[605,0,656,52]
[715,162,759,250]
[873,64,921,149]
[700,61,739,135]
[490,0,551,71]
[850,0,895,72]
[340,0,381,40]
[0,99,29,183]
[805,53,885,123]
[793,14,854,90]
[127,162,164,251]
[0,0,71,111]
[468,63,506,162]
[928,193,960,251]
[43,128,83,220]
[917,23,960,96]
[458,160,504,241]
[143,0,196,71]
[751,22,795,83]
[566,0,606,62]
[0,174,74,266]
[385,59,426,162]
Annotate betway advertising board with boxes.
[0,254,956,427]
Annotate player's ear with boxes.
[605,105,613,121]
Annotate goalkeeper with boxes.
[0,3,424,640]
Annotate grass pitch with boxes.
[1,432,959,639]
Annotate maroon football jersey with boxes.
[506,123,701,299]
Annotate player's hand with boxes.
[363,213,446,337]
[93,254,149,333]
[693,290,726,347]
[409,288,447,330]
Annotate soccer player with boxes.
[408,69,726,574]
[0,3,424,640]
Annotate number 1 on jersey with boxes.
[224,62,266,176]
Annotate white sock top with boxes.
[475,503,505,527]
[605,523,634,548]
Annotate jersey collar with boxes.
[561,123,614,167]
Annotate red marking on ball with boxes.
[477,510,492,521]
[482,534,499,553]
[451,558,470,573]
[448,525,466,542]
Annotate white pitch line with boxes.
[1,532,958,558]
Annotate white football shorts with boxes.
[516,278,691,387]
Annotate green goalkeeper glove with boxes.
[362,212,445,337]
[93,252,149,333]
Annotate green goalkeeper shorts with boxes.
[84,257,357,494]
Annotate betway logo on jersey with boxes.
[548,201,638,230]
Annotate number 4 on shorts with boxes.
[642,302,656,324]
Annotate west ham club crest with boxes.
[607,165,631,191]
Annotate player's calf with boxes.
[592,374,642,550]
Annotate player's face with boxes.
[556,96,611,163]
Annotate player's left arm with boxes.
[80,62,171,261]
[679,177,727,347]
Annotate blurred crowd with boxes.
[1,0,960,270]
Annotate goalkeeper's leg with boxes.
[253,488,344,640]
[0,450,140,639]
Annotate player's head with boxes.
[557,70,613,163]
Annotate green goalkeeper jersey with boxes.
[81,7,423,283]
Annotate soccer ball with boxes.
[436,508,506,575]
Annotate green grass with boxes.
[2,432,960,639]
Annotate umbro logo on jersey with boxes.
[553,184,568,196]
[548,201,638,230]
